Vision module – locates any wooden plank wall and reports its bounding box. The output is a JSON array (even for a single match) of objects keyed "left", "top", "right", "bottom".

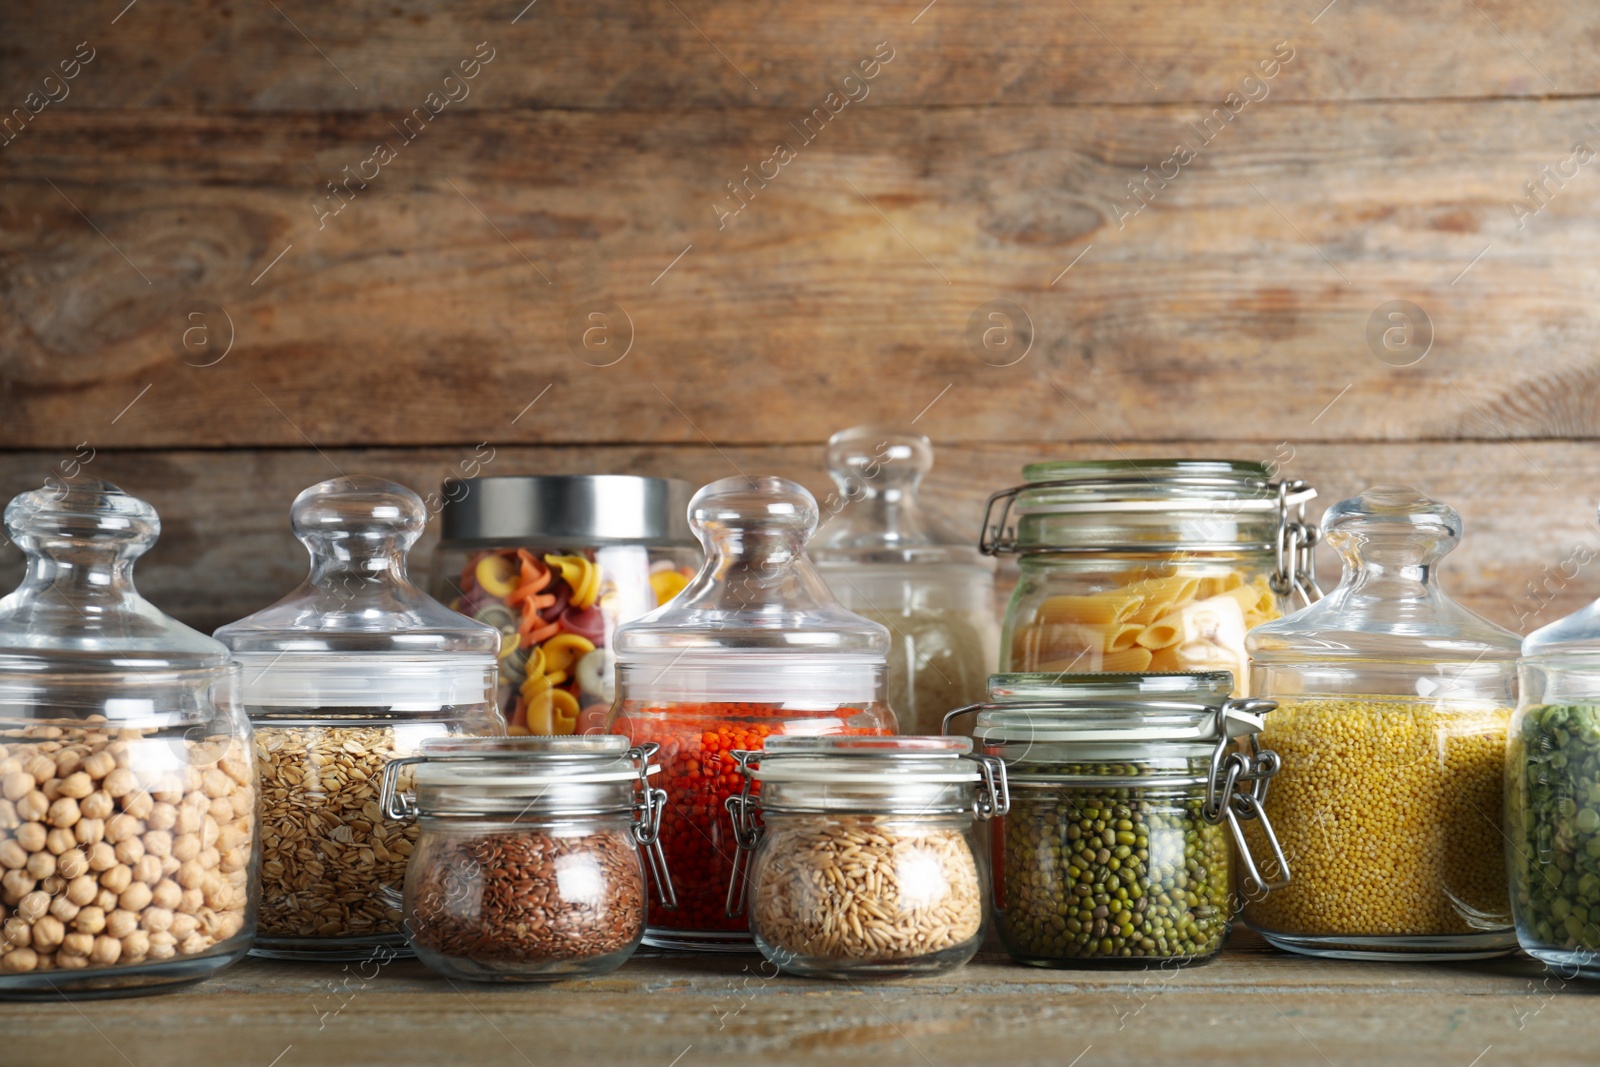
[{"left": 2, "top": 1, "right": 1598, "bottom": 636}]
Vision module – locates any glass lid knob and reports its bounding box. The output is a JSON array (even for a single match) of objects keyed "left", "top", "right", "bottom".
[
  {"left": 1323, "top": 484, "right": 1461, "bottom": 567},
  {"left": 6, "top": 477, "right": 159, "bottom": 564},
  {"left": 690, "top": 475, "right": 818, "bottom": 556},
  {"left": 825, "top": 426, "right": 932, "bottom": 499}
]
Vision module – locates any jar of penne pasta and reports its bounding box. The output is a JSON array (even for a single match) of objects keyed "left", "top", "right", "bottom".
[{"left": 979, "top": 460, "right": 1319, "bottom": 695}]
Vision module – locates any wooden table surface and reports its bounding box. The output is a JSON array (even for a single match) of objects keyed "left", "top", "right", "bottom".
[{"left": 3, "top": 929, "right": 1595, "bottom": 1067}]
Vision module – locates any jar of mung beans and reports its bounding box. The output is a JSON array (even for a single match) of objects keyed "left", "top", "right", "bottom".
[
  {"left": 958, "top": 671, "right": 1287, "bottom": 968},
  {"left": 723, "top": 736, "right": 1007, "bottom": 978},
  {"left": 1244, "top": 486, "right": 1517, "bottom": 960}
]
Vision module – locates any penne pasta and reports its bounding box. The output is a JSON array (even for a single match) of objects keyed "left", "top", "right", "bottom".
[{"left": 1034, "top": 592, "right": 1144, "bottom": 626}]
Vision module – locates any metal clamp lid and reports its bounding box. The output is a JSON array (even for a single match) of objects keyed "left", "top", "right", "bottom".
[
  {"left": 378, "top": 740, "right": 677, "bottom": 908},
  {"left": 1201, "top": 698, "right": 1289, "bottom": 894},
  {"left": 978, "top": 473, "right": 1321, "bottom": 609},
  {"left": 721, "top": 747, "right": 1009, "bottom": 917}
]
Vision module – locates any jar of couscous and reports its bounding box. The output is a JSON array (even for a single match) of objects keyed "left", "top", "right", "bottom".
[{"left": 1242, "top": 486, "right": 1517, "bottom": 959}]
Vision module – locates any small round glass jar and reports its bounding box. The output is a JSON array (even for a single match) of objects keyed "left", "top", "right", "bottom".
[
  {"left": 433, "top": 476, "right": 700, "bottom": 736},
  {"left": 1507, "top": 502, "right": 1600, "bottom": 978},
  {"left": 962, "top": 672, "right": 1287, "bottom": 968},
  {"left": 0, "top": 480, "right": 258, "bottom": 998},
  {"left": 215, "top": 477, "right": 503, "bottom": 961},
  {"left": 980, "top": 460, "right": 1318, "bottom": 693},
  {"left": 608, "top": 476, "right": 898, "bottom": 952},
  {"left": 724, "top": 736, "right": 1006, "bottom": 978},
  {"left": 1244, "top": 486, "right": 1517, "bottom": 960},
  {"left": 379, "top": 736, "right": 673, "bottom": 981},
  {"left": 811, "top": 428, "right": 999, "bottom": 735}
]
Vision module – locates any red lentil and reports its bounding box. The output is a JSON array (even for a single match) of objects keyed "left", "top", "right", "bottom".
[{"left": 610, "top": 702, "right": 893, "bottom": 935}]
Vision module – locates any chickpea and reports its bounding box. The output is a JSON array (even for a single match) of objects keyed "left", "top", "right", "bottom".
[
  {"left": 119, "top": 882, "right": 153, "bottom": 913},
  {"left": 3, "top": 917, "right": 31, "bottom": 947},
  {"left": 113, "top": 836, "right": 144, "bottom": 866},
  {"left": 94, "top": 889, "right": 116, "bottom": 912},
  {"left": 101, "top": 768, "right": 136, "bottom": 799},
  {"left": 174, "top": 805, "right": 203, "bottom": 835},
  {"left": 46, "top": 796, "right": 80, "bottom": 829},
  {"left": 14, "top": 822, "right": 46, "bottom": 853},
  {"left": 56, "top": 849, "right": 87, "bottom": 880},
  {"left": 120, "top": 929, "right": 150, "bottom": 961},
  {"left": 0, "top": 840, "right": 27, "bottom": 869},
  {"left": 90, "top": 935, "right": 121, "bottom": 966},
  {"left": 198, "top": 847, "right": 220, "bottom": 871},
  {"left": 133, "top": 855, "right": 163, "bottom": 886},
  {"left": 1, "top": 772, "right": 32, "bottom": 802},
  {"left": 24, "top": 756, "right": 54, "bottom": 784},
  {"left": 1, "top": 869, "right": 35, "bottom": 904},
  {"left": 0, "top": 799, "right": 17, "bottom": 831},
  {"left": 40, "top": 778, "right": 62, "bottom": 802},
  {"left": 73, "top": 905, "right": 106, "bottom": 935},
  {"left": 74, "top": 818, "right": 105, "bottom": 846},
  {"left": 31, "top": 915, "right": 64, "bottom": 951},
  {"left": 24, "top": 851, "right": 54, "bottom": 880},
  {"left": 179, "top": 932, "right": 208, "bottom": 955},
  {"left": 175, "top": 861, "right": 206, "bottom": 890},
  {"left": 179, "top": 888, "right": 203, "bottom": 915},
  {"left": 219, "top": 848, "right": 249, "bottom": 875},
  {"left": 56, "top": 953, "right": 88, "bottom": 970},
  {"left": 61, "top": 931, "right": 94, "bottom": 957},
  {"left": 40, "top": 874, "right": 63, "bottom": 897},
  {"left": 15, "top": 792, "right": 47, "bottom": 824},
  {"left": 121, "top": 791, "right": 153, "bottom": 820},
  {"left": 103, "top": 815, "right": 142, "bottom": 845},
  {"left": 81, "top": 751, "right": 115, "bottom": 780},
  {"left": 85, "top": 841, "right": 115, "bottom": 872},
  {"left": 53, "top": 750, "right": 83, "bottom": 778},
  {"left": 207, "top": 797, "right": 233, "bottom": 824},
  {"left": 79, "top": 791, "right": 113, "bottom": 820},
  {"left": 143, "top": 830, "right": 173, "bottom": 859},
  {"left": 146, "top": 803, "right": 176, "bottom": 832},
  {"left": 171, "top": 834, "right": 199, "bottom": 863},
  {"left": 44, "top": 827, "right": 74, "bottom": 855},
  {"left": 169, "top": 912, "right": 198, "bottom": 940},
  {"left": 0, "top": 947, "right": 38, "bottom": 973},
  {"left": 65, "top": 874, "right": 98, "bottom": 907},
  {"left": 103, "top": 909, "right": 137, "bottom": 939},
  {"left": 100, "top": 864, "right": 132, "bottom": 894},
  {"left": 57, "top": 773, "right": 93, "bottom": 800},
  {"left": 17, "top": 890, "right": 49, "bottom": 922},
  {"left": 140, "top": 907, "right": 173, "bottom": 933},
  {"left": 150, "top": 879, "right": 182, "bottom": 910},
  {"left": 147, "top": 931, "right": 176, "bottom": 960}
]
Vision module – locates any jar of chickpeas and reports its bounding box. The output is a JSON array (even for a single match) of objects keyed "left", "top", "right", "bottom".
[
  {"left": 0, "top": 480, "right": 258, "bottom": 998},
  {"left": 1243, "top": 486, "right": 1517, "bottom": 959}
]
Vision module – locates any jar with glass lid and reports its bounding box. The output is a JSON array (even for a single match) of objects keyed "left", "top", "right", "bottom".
[
  {"left": 723, "top": 735, "right": 1005, "bottom": 977},
  {"left": 1243, "top": 485, "right": 1517, "bottom": 959},
  {"left": 810, "top": 427, "right": 999, "bottom": 735},
  {"left": 1507, "top": 508, "right": 1600, "bottom": 977},
  {"left": 607, "top": 475, "right": 897, "bottom": 952},
  {"left": 378, "top": 735, "right": 673, "bottom": 981},
  {"left": 432, "top": 475, "right": 700, "bottom": 736},
  {"left": 980, "top": 460, "right": 1318, "bottom": 693},
  {"left": 958, "top": 672, "right": 1286, "bottom": 967},
  {"left": 0, "top": 480, "right": 257, "bottom": 997},
  {"left": 215, "top": 476, "right": 502, "bottom": 960}
]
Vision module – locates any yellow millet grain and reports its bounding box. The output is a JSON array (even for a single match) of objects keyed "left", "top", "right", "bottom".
[{"left": 1243, "top": 697, "right": 1511, "bottom": 938}]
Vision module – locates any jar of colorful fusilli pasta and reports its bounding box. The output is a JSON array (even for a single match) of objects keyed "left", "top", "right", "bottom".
[{"left": 979, "top": 460, "right": 1318, "bottom": 695}]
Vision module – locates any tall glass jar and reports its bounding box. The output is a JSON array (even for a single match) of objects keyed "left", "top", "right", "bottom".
[
  {"left": 608, "top": 476, "right": 897, "bottom": 952},
  {"left": 1507, "top": 514, "right": 1600, "bottom": 978},
  {"left": 0, "top": 480, "right": 257, "bottom": 998},
  {"left": 981, "top": 460, "right": 1318, "bottom": 694},
  {"left": 811, "top": 428, "right": 998, "bottom": 735},
  {"left": 725, "top": 736, "right": 1006, "bottom": 978},
  {"left": 1243, "top": 486, "right": 1517, "bottom": 959},
  {"left": 964, "top": 672, "right": 1286, "bottom": 968},
  {"left": 378, "top": 735, "right": 673, "bottom": 981},
  {"left": 432, "top": 476, "right": 700, "bottom": 736},
  {"left": 215, "top": 477, "right": 502, "bottom": 960}
]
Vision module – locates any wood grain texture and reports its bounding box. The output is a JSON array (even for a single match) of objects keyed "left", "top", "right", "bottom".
[
  {"left": 1, "top": 0, "right": 1596, "bottom": 109},
  {"left": 5, "top": 102, "right": 1600, "bottom": 448},
  {"left": 0, "top": 441, "right": 1590, "bottom": 638},
  {"left": 0, "top": 933, "right": 1584, "bottom": 1067}
]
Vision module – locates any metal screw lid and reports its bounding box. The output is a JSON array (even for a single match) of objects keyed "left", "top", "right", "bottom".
[{"left": 438, "top": 475, "right": 695, "bottom": 547}]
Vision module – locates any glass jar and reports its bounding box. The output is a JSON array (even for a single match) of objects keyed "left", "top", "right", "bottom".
[
  {"left": 811, "top": 428, "right": 999, "bottom": 735},
  {"left": 965, "top": 672, "right": 1286, "bottom": 968},
  {"left": 215, "top": 476, "right": 502, "bottom": 960},
  {"left": 981, "top": 460, "right": 1318, "bottom": 694},
  {"left": 1243, "top": 486, "right": 1518, "bottom": 959},
  {"left": 608, "top": 476, "right": 898, "bottom": 951},
  {"left": 0, "top": 480, "right": 257, "bottom": 998},
  {"left": 378, "top": 735, "right": 673, "bottom": 981},
  {"left": 433, "top": 476, "right": 700, "bottom": 736},
  {"left": 724, "top": 736, "right": 1005, "bottom": 978},
  {"left": 1507, "top": 511, "right": 1600, "bottom": 978}
]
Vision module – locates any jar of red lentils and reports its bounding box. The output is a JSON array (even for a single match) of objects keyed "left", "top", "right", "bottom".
[{"left": 608, "top": 476, "right": 897, "bottom": 952}]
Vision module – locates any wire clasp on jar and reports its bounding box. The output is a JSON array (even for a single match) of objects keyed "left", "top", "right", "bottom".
[
  {"left": 1270, "top": 479, "right": 1323, "bottom": 608},
  {"left": 629, "top": 741, "right": 677, "bottom": 909},
  {"left": 1203, "top": 697, "right": 1291, "bottom": 893}
]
